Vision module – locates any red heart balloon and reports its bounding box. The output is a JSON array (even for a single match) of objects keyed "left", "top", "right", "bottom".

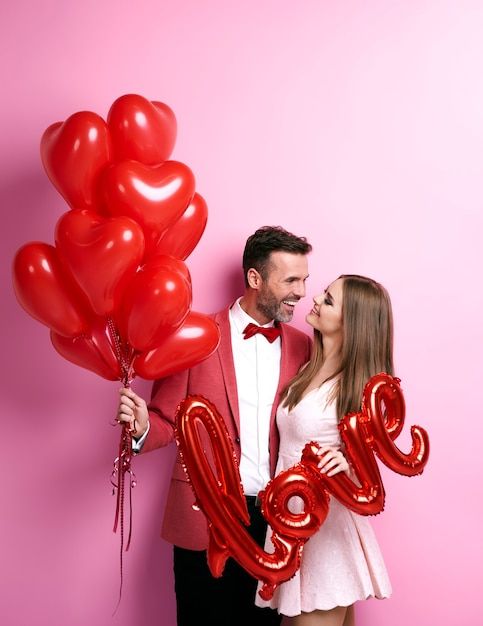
[
  {"left": 107, "top": 94, "right": 177, "bottom": 164},
  {"left": 156, "top": 192, "right": 208, "bottom": 260},
  {"left": 51, "top": 320, "right": 122, "bottom": 381},
  {"left": 102, "top": 160, "right": 195, "bottom": 255},
  {"left": 117, "top": 255, "right": 192, "bottom": 352},
  {"left": 40, "top": 111, "right": 112, "bottom": 211},
  {"left": 55, "top": 209, "right": 145, "bottom": 317},
  {"left": 12, "top": 242, "right": 90, "bottom": 337},
  {"left": 88, "top": 316, "right": 128, "bottom": 374},
  {"left": 133, "top": 311, "right": 220, "bottom": 379}
]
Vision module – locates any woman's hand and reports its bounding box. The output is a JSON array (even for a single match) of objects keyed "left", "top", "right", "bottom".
[
  {"left": 316, "top": 446, "right": 350, "bottom": 477},
  {"left": 117, "top": 388, "right": 149, "bottom": 439}
]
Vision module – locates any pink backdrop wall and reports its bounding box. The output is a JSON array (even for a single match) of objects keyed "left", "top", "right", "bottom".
[{"left": 2, "top": 1, "right": 482, "bottom": 624}]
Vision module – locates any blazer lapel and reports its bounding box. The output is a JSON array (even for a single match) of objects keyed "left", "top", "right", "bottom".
[
  {"left": 215, "top": 307, "right": 241, "bottom": 434},
  {"left": 271, "top": 323, "right": 289, "bottom": 423}
]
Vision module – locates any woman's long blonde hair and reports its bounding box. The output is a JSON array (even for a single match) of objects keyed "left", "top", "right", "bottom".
[{"left": 282, "top": 274, "right": 394, "bottom": 421}]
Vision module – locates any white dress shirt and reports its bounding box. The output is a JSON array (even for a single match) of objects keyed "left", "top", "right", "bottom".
[
  {"left": 229, "top": 298, "right": 281, "bottom": 496},
  {"left": 134, "top": 298, "right": 282, "bottom": 498}
]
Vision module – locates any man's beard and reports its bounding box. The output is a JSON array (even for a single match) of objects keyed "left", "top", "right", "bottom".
[{"left": 256, "top": 286, "right": 294, "bottom": 323}]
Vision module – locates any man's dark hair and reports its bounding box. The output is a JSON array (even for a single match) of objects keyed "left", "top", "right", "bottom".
[{"left": 242, "top": 226, "right": 312, "bottom": 287}]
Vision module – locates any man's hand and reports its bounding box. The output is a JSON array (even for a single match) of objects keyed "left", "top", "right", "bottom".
[{"left": 117, "top": 388, "right": 149, "bottom": 439}]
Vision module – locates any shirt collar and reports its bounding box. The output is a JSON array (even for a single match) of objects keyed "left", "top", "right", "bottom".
[{"left": 229, "top": 297, "right": 276, "bottom": 335}]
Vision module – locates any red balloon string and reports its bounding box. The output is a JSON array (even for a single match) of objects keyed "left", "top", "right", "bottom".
[{"left": 107, "top": 317, "right": 136, "bottom": 611}]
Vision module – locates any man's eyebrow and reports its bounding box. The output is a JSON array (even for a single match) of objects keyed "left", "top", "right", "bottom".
[{"left": 287, "top": 274, "right": 309, "bottom": 280}]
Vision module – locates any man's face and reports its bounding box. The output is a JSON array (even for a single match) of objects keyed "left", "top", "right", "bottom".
[{"left": 255, "top": 251, "right": 309, "bottom": 323}]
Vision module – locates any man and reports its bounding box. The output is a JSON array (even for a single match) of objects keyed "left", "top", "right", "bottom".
[{"left": 118, "top": 226, "right": 312, "bottom": 626}]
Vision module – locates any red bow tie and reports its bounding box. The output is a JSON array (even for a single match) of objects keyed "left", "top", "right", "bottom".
[{"left": 243, "top": 323, "right": 281, "bottom": 343}]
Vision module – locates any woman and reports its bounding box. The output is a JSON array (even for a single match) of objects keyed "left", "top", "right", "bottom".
[{"left": 256, "top": 274, "right": 393, "bottom": 626}]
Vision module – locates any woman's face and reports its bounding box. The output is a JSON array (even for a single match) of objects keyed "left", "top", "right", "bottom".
[{"left": 306, "top": 277, "right": 344, "bottom": 337}]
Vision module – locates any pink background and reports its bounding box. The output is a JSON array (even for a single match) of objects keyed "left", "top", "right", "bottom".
[{"left": 1, "top": 1, "right": 482, "bottom": 624}]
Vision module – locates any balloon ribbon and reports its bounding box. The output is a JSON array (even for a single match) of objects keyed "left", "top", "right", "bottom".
[{"left": 108, "top": 318, "right": 136, "bottom": 611}]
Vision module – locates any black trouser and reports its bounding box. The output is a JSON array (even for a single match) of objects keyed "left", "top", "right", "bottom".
[{"left": 173, "top": 496, "right": 282, "bottom": 626}]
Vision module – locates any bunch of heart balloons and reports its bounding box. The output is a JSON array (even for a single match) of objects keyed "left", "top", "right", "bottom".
[{"left": 12, "top": 94, "right": 220, "bottom": 384}]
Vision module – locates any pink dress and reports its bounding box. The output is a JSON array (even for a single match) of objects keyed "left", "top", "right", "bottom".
[{"left": 255, "top": 381, "right": 392, "bottom": 617}]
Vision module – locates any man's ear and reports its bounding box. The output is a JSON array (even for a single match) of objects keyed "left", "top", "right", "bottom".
[{"left": 247, "top": 268, "right": 262, "bottom": 290}]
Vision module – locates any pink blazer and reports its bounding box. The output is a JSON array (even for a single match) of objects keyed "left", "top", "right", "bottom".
[{"left": 143, "top": 305, "right": 312, "bottom": 550}]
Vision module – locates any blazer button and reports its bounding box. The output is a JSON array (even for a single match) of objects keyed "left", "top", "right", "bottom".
[{"left": 235, "top": 437, "right": 240, "bottom": 444}]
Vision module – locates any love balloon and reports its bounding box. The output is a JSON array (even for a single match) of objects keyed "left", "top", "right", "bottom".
[
  {"left": 12, "top": 94, "right": 220, "bottom": 383},
  {"left": 175, "top": 373, "right": 429, "bottom": 600}
]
